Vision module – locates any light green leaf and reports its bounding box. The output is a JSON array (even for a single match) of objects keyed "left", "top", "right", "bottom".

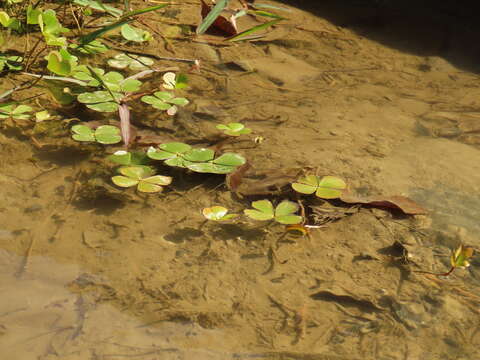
[
  {"left": 275, "top": 200, "right": 299, "bottom": 217},
  {"left": 112, "top": 175, "right": 138, "bottom": 188}
]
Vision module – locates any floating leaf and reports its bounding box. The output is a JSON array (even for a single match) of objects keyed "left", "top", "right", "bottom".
[
  {"left": 202, "top": 206, "right": 238, "bottom": 221},
  {"left": 107, "top": 53, "right": 154, "bottom": 70},
  {"left": 121, "top": 24, "right": 151, "bottom": 42},
  {"left": 213, "top": 153, "right": 246, "bottom": 167},
  {"left": 216, "top": 122, "right": 251, "bottom": 136},
  {"left": 244, "top": 199, "right": 302, "bottom": 224},
  {"left": 94, "top": 125, "right": 122, "bottom": 144},
  {"left": 112, "top": 165, "right": 171, "bottom": 193},
  {"left": 244, "top": 199, "right": 274, "bottom": 221},
  {"left": 292, "top": 175, "right": 346, "bottom": 199},
  {"left": 183, "top": 148, "right": 215, "bottom": 162},
  {"left": 71, "top": 124, "right": 95, "bottom": 142}
]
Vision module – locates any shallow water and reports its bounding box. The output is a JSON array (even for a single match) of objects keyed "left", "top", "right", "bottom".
[{"left": 1, "top": 1, "right": 480, "bottom": 359}]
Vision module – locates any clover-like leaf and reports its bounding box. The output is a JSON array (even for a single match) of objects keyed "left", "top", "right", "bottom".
[
  {"left": 292, "top": 175, "right": 346, "bottom": 199},
  {"left": 202, "top": 206, "right": 238, "bottom": 221},
  {"left": 141, "top": 91, "right": 189, "bottom": 114},
  {"left": 216, "top": 122, "right": 252, "bottom": 137},
  {"left": 71, "top": 124, "right": 95, "bottom": 141},
  {"left": 244, "top": 199, "right": 275, "bottom": 221},
  {"left": 108, "top": 53, "right": 154, "bottom": 70},
  {"left": 112, "top": 165, "right": 171, "bottom": 193},
  {"left": 77, "top": 90, "right": 122, "bottom": 112},
  {"left": 0, "top": 103, "right": 33, "bottom": 119},
  {"left": 274, "top": 200, "right": 303, "bottom": 224},
  {"left": 94, "top": 125, "right": 121, "bottom": 144}
]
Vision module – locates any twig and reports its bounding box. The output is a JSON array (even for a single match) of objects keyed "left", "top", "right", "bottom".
[{"left": 21, "top": 72, "right": 89, "bottom": 86}]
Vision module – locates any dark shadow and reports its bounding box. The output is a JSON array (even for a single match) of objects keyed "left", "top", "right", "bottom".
[
  {"left": 74, "top": 195, "right": 125, "bottom": 215},
  {"left": 164, "top": 227, "right": 204, "bottom": 244},
  {"left": 276, "top": 0, "right": 480, "bottom": 73}
]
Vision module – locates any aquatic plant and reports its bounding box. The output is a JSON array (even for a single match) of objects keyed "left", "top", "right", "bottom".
[
  {"left": 216, "top": 122, "right": 251, "bottom": 137},
  {"left": 147, "top": 142, "right": 246, "bottom": 174},
  {"left": 244, "top": 199, "right": 303, "bottom": 225},
  {"left": 292, "top": 175, "right": 346, "bottom": 199},
  {"left": 0, "top": 103, "right": 32, "bottom": 120},
  {"left": 107, "top": 53, "right": 154, "bottom": 71},
  {"left": 121, "top": 24, "right": 151, "bottom": 42},
  {"left": 71, "top": 124, "right": 122, "bottom": 144},
  {"left": 141, "top": 91, "right": 189, "bottom": 116},
  {"left": 202, "top": 206, "right": 238, "bottom": 221},
  {"left": 112, "top": 165, "right": 172, "bottom": 193},
  {"left": 107, "top": 150, "right": 149, "bottom": 166}
]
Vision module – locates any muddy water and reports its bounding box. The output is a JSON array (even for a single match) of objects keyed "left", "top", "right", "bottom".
[{"left": 1, "top": 1, "right": 480, "bottom": 359}]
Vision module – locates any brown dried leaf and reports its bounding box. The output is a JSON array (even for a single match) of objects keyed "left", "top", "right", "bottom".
[{"left": 340, "top": 193, "right": 427, "bottom": 215}]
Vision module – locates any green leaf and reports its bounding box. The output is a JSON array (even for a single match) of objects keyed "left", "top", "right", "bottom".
[
  {"left": 275, "top": 200, "right": 299, "bottom": 217},
  {"left": 291, "top": 175, "right": 318, "bottom": 195},
  {"left": 202, "top": 206, "right": 237, "bottom": 221},
  {"left": 275, "top": 215, "right": 303, "bottom": 225},
  {"left": 143, "top": 175, "right": 172, "bottom": 186},
  {"left": 72, "top": 124, "right": 95, "bottom": 141},
  {"left": 0, "top": 11, "right": 12, "bottom": 27},
  {"left": 108, "top": 53, "right": 154, "bottom": 70},
  {"left": 316, "top": 176, "right": 346, "bottom": 199},
  {"left": 227, "top": 19, "right": 281, "bottom": 42},
  {"left": 121, "top": 78, "right": 142, "bottom": 92},
  {"left": 119, "top": 165, "right": 154, "bottom": 180},
  {"left": 183, "top": 148, "right": 215, "bottom": 162},
  {"left": 137, "top": 181, "right": 162, "bottom": 193},
  {"left": 112, "top": 175, "right": 138, "bottom": 188},
  {"left": 213, "top": 153, "right": 246, "bottom": 167},
  {"left": 253, "top": 199, "right": 275, "bottom": 214},
  {"left": 196, "top": 0, "right": 229, "bottom": 35},
  {"left": 108, "top": 150, "right": 132, "bottom": 165},
  {"left": 160, "top": 142, "right": 191, "bottom": 154},
  {"left": 169, "top": 97, "right": 189, "bottom": 106},
  {"left": 87, "top": 102, "right": 119, "bottom": 112},
  {"left": 244, "top": 208, "right": 274, "bottom": 221},
  {"left": 94, "top": 125, "right": 121, "bottom": 144},
  {"left": 121, "top": 24, "right": 149, "bottom": 42},
  {"left": 186, "top": 162, "right": 218, "bottom": 173}
]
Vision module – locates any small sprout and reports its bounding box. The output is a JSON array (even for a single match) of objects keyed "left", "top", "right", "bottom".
[
  {"left": 451, "top": 244, "right": 474, "bottom": 269},
  {"left": 141, "top": 91, "right": 189, "bottom": 116},
  {"left": 0, "top": 104, "right": 33, "bottom": 120},
  {"left": 202, "top": 206, "right": 238, "bottom": 221},
  {"left": 216, "top": 122, "right": 252, "bottom": 137},
  {"left": 71, "top": 124, "right": 122, "bottom": 144},
  {"left": 107, "top": 53, "right": 154, "bottom": 71},
  {"left": 121, "top": 24, "right": 151, "bottom": 42},
  {"left": 162, "top": 72, "right": 188, "bottom": 90},
  {"left": 112, "top": 165, "right": 172, "bottom": 193},
  {"left": 416, "top": 244, "right": 475, "bottom": 278},
  {"left": 292, "top": 175, "right": 346, "bottom": 199},
  {"left": 244, "top": 199, "right": 303, "bottom": 225},
  {"left": 35, "top": 110, "right": 51, "bottom": 122}
]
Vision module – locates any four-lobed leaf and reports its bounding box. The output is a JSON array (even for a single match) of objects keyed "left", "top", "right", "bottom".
[
  {"left": 0, "top": 103, "right": 33, "bottom": 119},
  {"left": 292, "top": 175, "right": 346, "bottom": 199},
  {"left": 141, "top": 91, "right": 189, "bottom": 116},
  {"left": 112, "top": 165, "right": 172, "bottom": 193},
  {"left": 108, "top": 53, "right": 154, "bottom": 71},
  {"left": 244, "top": 199, "right": 303, "bottom": 224},
  {"left": 71, "top": 124, "right": 122, "bottom": 144}
]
